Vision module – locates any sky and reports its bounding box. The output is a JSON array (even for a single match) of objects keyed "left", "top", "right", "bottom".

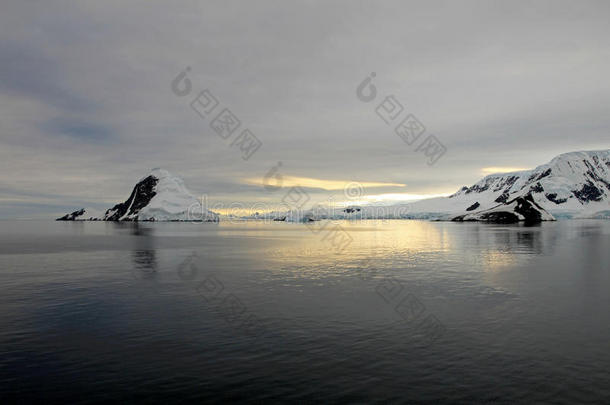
[{"left": 1, "top": 0, "right": 609, "bottom": 218}]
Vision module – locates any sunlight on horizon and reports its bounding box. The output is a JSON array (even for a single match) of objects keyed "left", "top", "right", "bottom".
[
  {"left": 480, "top": 167, "right": 531, "bottom": 175},
  {"left": 243, "top": 176, "right": 406, "bottom": 191}
]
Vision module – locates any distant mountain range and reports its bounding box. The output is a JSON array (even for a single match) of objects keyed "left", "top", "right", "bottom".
[{"left": 58, "top": 149, "right": 610, "bottom": 223}]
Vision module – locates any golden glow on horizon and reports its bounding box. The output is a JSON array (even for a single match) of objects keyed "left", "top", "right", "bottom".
[
  {"left": 481, "top": 167, "right": 530, "bottom": 175},
  {"left": 243, "top": 176, "right": 406, "bottom": 191},
  {"left": 210, "top": 190, "right": 454, "bottom": 216},
  {"left": 351, "top": 192, "right": 453, "bottom": 204}
]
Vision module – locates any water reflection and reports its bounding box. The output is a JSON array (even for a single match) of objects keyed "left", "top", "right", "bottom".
[
  {"left": 257, "top": 221, "right": 550, "bottom": 278},
  {"left": 132, "top": 250, "right": 157, "bottom": 275},
  {"left": 2, "top": 219, "right": 610, "bottom": 403},
  {"left": 126, "top": 223, "right": 158, "bottom": 280}
]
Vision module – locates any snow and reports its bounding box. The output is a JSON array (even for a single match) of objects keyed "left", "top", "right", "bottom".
[
  {"left": 58, "top": 149, "right": 610, "bottom": 222},
  {"left": 245, "top": 149, "right": 610, "bottom": 222},
  {"left": 60, "top": 169, "right": 218, "bottom": 222},
  {"left": 392, "top": 149, "right": 610, "bottom": 220},
  {"left": 124, "top": 168, "right": 216, "bottom": 221}
]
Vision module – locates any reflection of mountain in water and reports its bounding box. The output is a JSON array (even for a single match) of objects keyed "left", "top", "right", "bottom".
[
  {"left": 128, "top": 223, "right": 158, "bottom": 280},
  {"left": 494, "top": 226, "right": 544, "bottom": 255},
  {"left": 132, "top": 250, "right": 157, "bottom": 277},
  {"left": 450, "top": 223, "right": 558, "bottom": 272},
  {"left": 479, "top": 224, "right": 547, "bottom": 253}
]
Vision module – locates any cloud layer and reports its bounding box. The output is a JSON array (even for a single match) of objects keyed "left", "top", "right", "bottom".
[{"left": 1, "top": 0, "right": 609, "bottom": 218}]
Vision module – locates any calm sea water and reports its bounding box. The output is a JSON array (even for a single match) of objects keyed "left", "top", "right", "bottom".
[{"left": 0, "top": 219, "right": 609, "bottom": 404}]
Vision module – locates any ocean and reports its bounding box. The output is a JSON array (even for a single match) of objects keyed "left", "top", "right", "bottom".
[{"left": 1, "top": 219, "right": 609, "bottom": 403}]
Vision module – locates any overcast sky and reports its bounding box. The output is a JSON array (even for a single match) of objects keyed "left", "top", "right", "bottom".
[{"left": 1, "top": 0, "right": 609, "bottom": 218}]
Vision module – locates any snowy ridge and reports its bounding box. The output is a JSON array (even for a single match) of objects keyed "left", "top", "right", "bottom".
[
  {"left": 57, "top": 149, "right": 609, "bottom": 223},
  {"left": 440, "top": 149, "right": 610, "bottom": 218},
  {"left": 367, "top": 149, "right": 609, "bottom": 220},
  {"left": 259, "top": 149, "right": 609, "bottom": 222}
]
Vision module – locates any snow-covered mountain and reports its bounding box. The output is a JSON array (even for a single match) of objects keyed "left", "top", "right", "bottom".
[
  {"left": 58, "top": 150, "right": 609, "bottom": 223},
  {"left": 402, "top": 149, "right": 610, "bottom": 219},
  {"left": 264, "top": 149, "right": 609, "bottom": 222},
  {"left": 57, "top": 168, "right": 218, "bottom": 222}
]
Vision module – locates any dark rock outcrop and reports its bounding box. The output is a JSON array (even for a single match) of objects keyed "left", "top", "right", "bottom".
[
  {"left": 512, "top": 194, "right": 547, "bottom": 223},
  {"left": 572, "top": 181, "right": 603, "bottom": 203},
  {"left": 530, "top": 182, "right": 544, "bottom": 193},
  {"left": 495, "top": 192, "right": 509, "bottom": 203},
  {"left": 473, "top": 211, "right": 520, "bottom": 224},
  {"left": 536, "top": 168, "right": 552, "bottom": 181},
  {"left": 57, "top": 209, "right": 86, "bottom": 221},
  {"left": 466, "top": 202, "right": 480, "bottom": 211},
  {"left": 104, "top": 175, "right": 158, "bottom": 221},
  {"left": 545, "top": 193, "right": 567, "bottom": 205},
  {"left": 452, "top": 194, "right": 554, "bottom": 224}
]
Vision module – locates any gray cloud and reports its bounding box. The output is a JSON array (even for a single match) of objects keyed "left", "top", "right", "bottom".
[
  {"left": 0, "top": 42, "right": 93, "bottom": 112},
  {"left": 1, "top": 0, "right": 609, "bottom": 217}
]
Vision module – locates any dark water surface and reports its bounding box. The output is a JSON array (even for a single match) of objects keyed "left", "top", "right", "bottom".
[{"left": 0, "top": 219, "right": 609, "bottom": 404}]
